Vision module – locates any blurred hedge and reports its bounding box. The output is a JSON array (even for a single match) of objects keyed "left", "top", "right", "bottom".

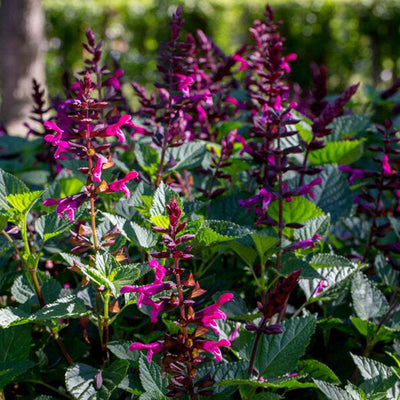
[{"left": 43, "top": 0, "right": 400, "bottom": 94}]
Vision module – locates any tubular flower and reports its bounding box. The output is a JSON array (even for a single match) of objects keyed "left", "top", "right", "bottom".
[
  {"left": 120, "top": 281, "right": 176, "bottom": 297},
  {"left": 129, "top": 341, "right": 164, "bottom": 362},
  {"left": 194, "top": 293, "right": 233, "bottom": 334},
  {"left": 43, "top": 193, "right": 87, "bottom": 222},
  {"left": 199, "top": 339, "right": 231, "bottom": 361},
  {"left": 108, "top": 171, "right": 139, "bottom": 197},
  {"left": 104, "top": 114, "right": 134, "bottom": 142}
]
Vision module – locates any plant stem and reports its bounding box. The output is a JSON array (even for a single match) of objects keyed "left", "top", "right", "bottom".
[
  {"left": 276, "top": 136, "right": 284, "bottom": 272},
  {"left": 102, "top": 291, "right": 110, "bottom": 363},
  {"left": 25, "top": 379, "right": 72, "bottom": 399},
  {"left": 247, "top": 316, "right": 267, "bottom": 375}
]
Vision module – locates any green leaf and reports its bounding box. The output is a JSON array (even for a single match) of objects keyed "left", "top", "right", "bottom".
[
  {"left": 314, "top": 380, "right": 359, "bottom": 400},
  {"left": 108, "top": 341, "right": 139, "bottom": 366},
  {"left": 294, "top": 215, "right": 330, "bottom": 241},
  {"left": 35, "top": 210, "right": 76, "bottom": 242},
  {"left": 268, "top": 196, "right": 324, "bottom": 237},
  {"left": 375, "top": 254, "right": 400, "bottom": 291},
  {"left": 197, "top": 361, "right": 248, "bottom": 395},
  {"left": 350, "top": 354, "right": 394, "bottom": 382},
  {"left": 220, "top": 377, "right": 316, "bottom": 390},
  {"left": 310, "top": 253, "right": 355, "bottom": 268},
  {"left": 251, "top": 229, "right": 279, "bottom": 265},
  {"left": 298, "top": 359, "right": 340, "bottom": 384},
  {"left": 150, "top": 182, "right": 182, "bottom": 218},
  {"left": 327, "top": 115, "right": 370, "bottom": 141},
  {"left": 60, "top": 177, "right": 84, "bottom": 197},
  {"left": 124, "top": 222, "right": 157, "bottom": 249},
  {"left": 0, "top": 168, "right": 29, "bottom": 210},
  {"left": 134, "top": 141, "right": 160, "bottom": 175},
  {"left": 229, "top": 241, "right": 257, "bottom": 267},
  {"left": 196, "top": 220, "right": 253, "bottom": 246},
  {"left": 11, "top": 274, "right": 36, "bottom": 304},
  {"left": 33, "top": 295, "right": 88, "bottom": 321},
  {"left": 109, "top": 264, "right": 140, "bottom": 294},
  {"left": 351, "top": 273, "right": 389, "bottom": 320},
  {"left": 238, "top": 315, "right": 317, "bottom": 377},
  {"left": 139, "top": 355, "right": 167, "bottom": 399},
  {"left": 165, "top": 142, "right": 206, "bottom": 172},
  {"left": 0, "top": 325, "right": 31, "bottom": 362},
  {"left": 308, "top": 140, "right": 364, "bottom": 166},
  {"left": 0, "top": 307, "right": 30, "bottom": 328},
  {"left": 305, "top": 165, "right": 353, "bottom": 223},
  {"left": 6, "top": 190, "right": 43, "bottom": 213},
  {"left": 65, "top": 360, "right": 129, "bottom": 400},
  {"left": 350, "top": 317, "right": 396, "bottom": 342}
]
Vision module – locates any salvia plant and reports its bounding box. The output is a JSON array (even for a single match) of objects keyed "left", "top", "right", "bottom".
[{"left": 1, "top": 4, "right": 400, "bottom": 400}]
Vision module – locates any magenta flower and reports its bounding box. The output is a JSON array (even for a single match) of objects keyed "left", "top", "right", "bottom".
[
  {"left": 104, "top": 68, "right": 124, "bottom": 90},
  {"left": 140, "top": 295, "right": 166, "bottom": 323},
  {"left": 129, "top": 340, "right": 164, "bottom": 362},
  {"left": 43, "top": 193, "right": 87, "bottom": 222},
  {"left": 92, "top": 155, "right": 107, "bottom": 182},
  {"left": 339, "top": 165, "right": 368, "bottom": 185},
  {"left": 176, "top": 74, "right": 194, "bottom": 98},
  {"left": 233, "top": 54, "right": 249, "bottom": 71},
  {"left": 104, "top": 115, "right": 134, "bottom": 142},
  {"left": 312, "top": 280, "right": 329, "bottom": 297},
  {"left": 197, "top": 104, "right": 207, "bottom": 122},
  {"left": 195, "top": 293, "right": 233, "bottom": 334},
  {"left": 382, "top": 154, "right": 392, "bottom": 176},
  {"left": 149, "top": 259, "right": 167, "bottom": 284},
  {"left": 120, "top": 281, "right": 175, "bottom": 297},
  {"left": 108, "top": 171, "right": 139, "bottom": 198},
  {"left": 200, "top": 339, "right": 230, "bottom": 361},
  {"left": 295, "top": 233, "right": 322, "bottom": 249},
  {"left": 44, "top": 121, "right": 64, "bottom": 142}
]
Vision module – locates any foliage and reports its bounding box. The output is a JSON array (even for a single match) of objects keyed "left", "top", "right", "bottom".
[{"left": 1, "top": 3, "right": 400, "bottom": 400}]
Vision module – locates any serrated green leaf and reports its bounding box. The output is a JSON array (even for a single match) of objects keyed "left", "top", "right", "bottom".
[
  {"left": 305, "top": 165, "right": 352, "bottom": 223},
  {"left": 35, "top": 210, "right": 76, "bottom": 242},
  {"left": 308, "top": 140, "right": 364, "bottom": 166},
  {"left": 268, "top": 197, "right": 324, "bottom": 232},
  {"left": 33, "top": 295, "right": 88, "bottom": 321},
  {"left": 314, "top": 380, "right": 360, "bottom": 400},
  {"left": 196, "top": 220, "right": 253, "bottom": 246},
  {"left": 350, "top": 354, "right": 393, "bottom": 382},
  {"left": 0, "top": 307, "right": 30, "bottom": 328},
  {"left": 229, "top": 241, "right": 257, "bottom": 267},
  {"left": 124, "top": 221, "right": 157, "bottom": 249},
  {"left": 139, "top": 355, "right": 167, "bottom": 398},
  {"left": 150, "top": 182, "right": 182, "bottom": 219},
  {"left": 108, "top": 341, "right": 139, "bottom": 366},
  {"left": 238, "top": 315, "right": 317, "bottom": 377},
  {"left": 294, "top": 215, "right": 330, "bottom": 241},
  {"left": 11, "top": 274, "right": 35, "bottom": 304},
  {"left": 350, "top": 317, "right": 397, "bottom": 342},
  {"left": 165, "top": 142, "right": 206, "bottom": 172},
  {"left": 109, "top": 264, "right": 140, "bottom": 294},
  {"left": 6, "top": 190, "right": 43, "bottom": 213},
  {"left": 310, "top": 254, "right": 354, "bottom": 269},
  {"left": 351, "top": 273, "right": 389, "bottom": 320},
  {"left": 0, "top": 168, "right": 29, "bottom": 210}
]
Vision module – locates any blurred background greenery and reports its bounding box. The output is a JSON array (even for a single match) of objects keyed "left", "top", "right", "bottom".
[{"left": 43, "top": 0, "right": 400, "bottom": 95}]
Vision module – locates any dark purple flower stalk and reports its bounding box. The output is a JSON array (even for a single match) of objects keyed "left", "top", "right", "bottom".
[
  {"left": 247, "top": 270, "right": 301, "bottom": 376},
  {"left": 298, "top": 83, "right": 359, "bottom": 185},
  {"left": 341, "top": 120, "right": 400, "bottom": 264},
  {"left": 121, "top": 199, "right": 233, "bottom": 399}
]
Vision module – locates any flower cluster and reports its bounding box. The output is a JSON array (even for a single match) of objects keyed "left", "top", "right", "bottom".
[
  {"left": 42, "top": 71, "right": 139, "bottom": 222},
  {"left": 121, "top": 199, "right": 233, "bottom": 398}
]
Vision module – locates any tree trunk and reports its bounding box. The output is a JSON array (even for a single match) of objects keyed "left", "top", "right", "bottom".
[{"left": 0, "top": 0, "right": 45, "bottom": 136}]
